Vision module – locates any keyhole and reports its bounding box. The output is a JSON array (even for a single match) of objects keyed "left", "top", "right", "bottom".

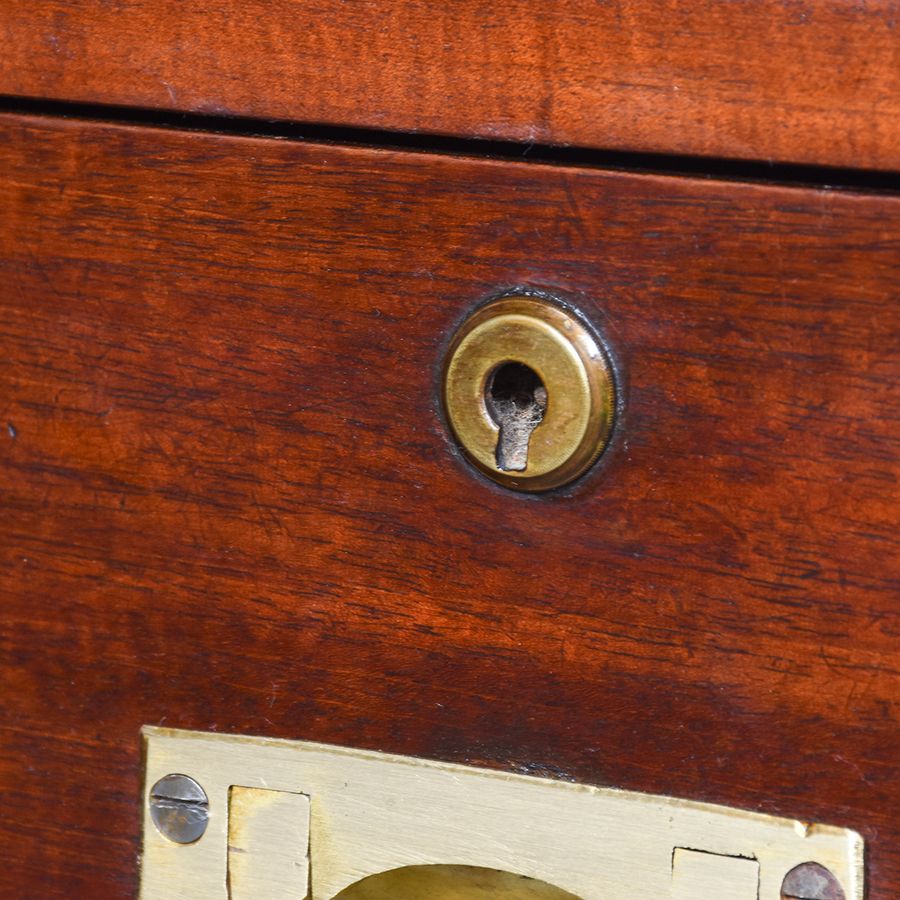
[{"left": 484, "top": 362, "right": 548, "bottom": 472}]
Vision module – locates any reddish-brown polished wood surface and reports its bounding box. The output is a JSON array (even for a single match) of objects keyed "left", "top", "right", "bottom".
[
  {"left": 0, "top": 114, "right": 898, "bottom": 897},
  {"left": 2, "top": 1, "right": 900, "bottom": 171}
]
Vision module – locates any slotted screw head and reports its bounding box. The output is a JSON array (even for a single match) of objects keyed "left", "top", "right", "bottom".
[
  {"left": 149, "top": 774, "right": 209, "bottom": 844},
  {"left": 781, "top": 862, "right": 845, "bottom": 900}
]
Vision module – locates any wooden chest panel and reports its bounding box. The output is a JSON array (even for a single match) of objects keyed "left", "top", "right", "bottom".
[
  {"left": 2, "top": 1, "right": 900, "bottom": 170},
  {"left": 0, "top": 113, "right": 898, "bottom": 896}
]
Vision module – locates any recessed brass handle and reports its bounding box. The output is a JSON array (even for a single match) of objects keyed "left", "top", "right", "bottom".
[{"left": 442, "top": 294, "right": 616, "bottom": 492}]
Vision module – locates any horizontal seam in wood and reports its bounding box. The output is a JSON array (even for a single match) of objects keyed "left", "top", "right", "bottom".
[{"left": 1, "top": 94, "right": 899, "bottom": 195}]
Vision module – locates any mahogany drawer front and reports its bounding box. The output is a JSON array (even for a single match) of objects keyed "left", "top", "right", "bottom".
[
  {"left": 0, "top": 113, "right": 897, "bottom": 897},
  {"left": 2, "top": 1, "right": 900, "bottom": 171}
]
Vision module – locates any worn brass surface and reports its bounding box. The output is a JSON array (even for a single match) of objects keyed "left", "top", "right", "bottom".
[{"left": 442, "top": 295, "right": 616, "bottom": 491}]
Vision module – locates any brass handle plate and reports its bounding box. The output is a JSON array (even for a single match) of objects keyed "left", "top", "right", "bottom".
[{"left": 140, "top": 727, "right": 863, "bottom": 900}]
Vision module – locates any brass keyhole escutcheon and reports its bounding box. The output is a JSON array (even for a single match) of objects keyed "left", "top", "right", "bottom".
[{"left": 442, "top": 294, "right": 616, "bottom": 492}]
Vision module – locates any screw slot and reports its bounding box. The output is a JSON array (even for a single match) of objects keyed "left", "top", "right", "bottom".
[
  {"left": 781, "top": 862, "right": 846, "bottom": 900},
  {"left": 149, "top": 773, "right": 210, "bottom": 844}
]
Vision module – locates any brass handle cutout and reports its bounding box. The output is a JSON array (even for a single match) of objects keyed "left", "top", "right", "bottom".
[{"left": 332, "top": 865, "right": 582, "bottom": 900}]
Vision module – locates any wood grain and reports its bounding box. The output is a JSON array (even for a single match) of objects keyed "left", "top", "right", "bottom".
[
  {"left": 2, "top": 1, "right": 900, "bottom": 171},
  {"left": 0, "top": 113, "right": 897, "bottom": 897}
]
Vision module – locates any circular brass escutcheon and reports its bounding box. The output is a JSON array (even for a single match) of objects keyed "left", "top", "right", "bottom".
[{"left": 442, "top": 295, "right": 615, "bottom": 492}]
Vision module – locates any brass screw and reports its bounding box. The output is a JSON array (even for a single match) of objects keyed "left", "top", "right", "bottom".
[
  {"left": 149, "top": 774, "right": 210, "bottom": 844},
  {"left": 781, "top": 862, "right": 846, "bottom": 900}
]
